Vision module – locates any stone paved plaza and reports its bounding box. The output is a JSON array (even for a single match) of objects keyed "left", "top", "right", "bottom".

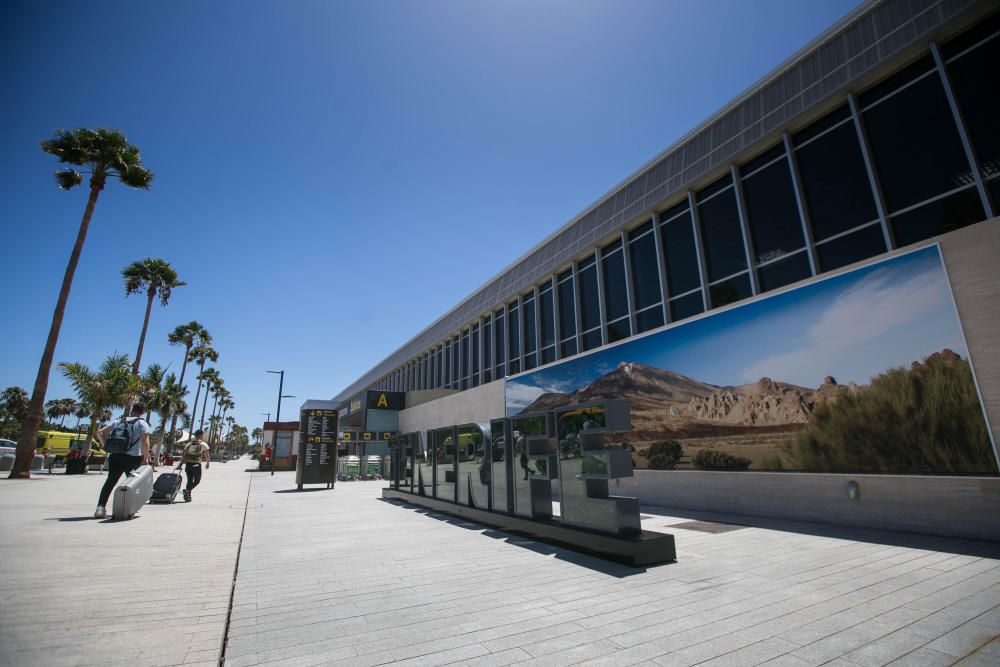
[{"left": 2, "top": 461, "right": 999, "bottom": 666}]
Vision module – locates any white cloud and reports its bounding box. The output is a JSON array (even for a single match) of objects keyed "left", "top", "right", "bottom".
[
  {"left": 742, "top": 263, "right": 951, "bottom": 385},
  {"left": 505, "top": 378, "right": 576, "bottom": 410}
]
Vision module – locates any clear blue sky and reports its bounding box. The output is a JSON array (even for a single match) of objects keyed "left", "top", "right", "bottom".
[{"left": 0, "top": 0, "right": 861, "bottom": 433}]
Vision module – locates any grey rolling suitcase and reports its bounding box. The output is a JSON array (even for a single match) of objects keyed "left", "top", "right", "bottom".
[{"left": 112, "top": 465, "right": 154, "bottom": 520}]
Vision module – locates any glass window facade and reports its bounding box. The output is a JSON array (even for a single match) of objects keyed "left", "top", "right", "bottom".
[{"left": 363, "top": 14, "right": 997, "bottom": 399}]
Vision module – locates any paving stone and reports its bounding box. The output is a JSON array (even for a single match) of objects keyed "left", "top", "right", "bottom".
[{"left": 6, "top": 466, "right": 1000, "bottom": 667}]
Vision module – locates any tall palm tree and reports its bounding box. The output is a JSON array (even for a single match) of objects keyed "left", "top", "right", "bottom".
[
  {"left": 12, "top": 128, "right": 152, "bottom": 478},
  {"left": 215, "top": 395, "right": 233, "bottom": 445},
  {"left": 252, "top": 427, "right": 263, "bottom": 446},
  {"left": 58, "top": 353, "right": 142, "bottom": 460},
  {"left": 208, "top": 386, "right": 229, "bottom": 442},
  {"left": 165, "top": 321, "right": 210, "bottom": 446},
  {"left": 200, "top": 371, "right": 222, "bottom": 431},
  {"left": 187, "top": 345, "right": 217, "bottom": 430},
  {"left": 123, "top": 259, "right": 186, "bottom": 375}
]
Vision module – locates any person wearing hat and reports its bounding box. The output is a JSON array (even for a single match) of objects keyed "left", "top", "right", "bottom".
[{"left": 176, "top": 429, "right": 210, "bottom": 502}]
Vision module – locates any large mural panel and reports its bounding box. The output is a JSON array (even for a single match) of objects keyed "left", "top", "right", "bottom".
[{"left": 506, "top": 245, "right": 998, "bottom": 475}]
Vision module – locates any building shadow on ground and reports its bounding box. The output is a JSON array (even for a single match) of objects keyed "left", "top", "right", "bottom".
[
  {"left": 378, "top": 497, "right": 647, "bottom": 578},
  {"left": 637, "top": 504, "right": 1000, "bottom": 559}
]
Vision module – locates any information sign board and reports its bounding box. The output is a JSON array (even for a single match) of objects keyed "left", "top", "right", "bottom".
[{"left": 296, "top": 401, "right": 339, "bottom": 488}]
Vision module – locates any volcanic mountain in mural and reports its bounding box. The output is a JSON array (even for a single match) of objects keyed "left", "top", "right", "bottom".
[{"left": 522, "top": 361, "right": 858, "bottom": 431}]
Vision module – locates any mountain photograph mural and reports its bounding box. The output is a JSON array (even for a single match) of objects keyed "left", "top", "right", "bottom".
[{"left": 505, "top": 246, "right": 998, "bottom": 475}]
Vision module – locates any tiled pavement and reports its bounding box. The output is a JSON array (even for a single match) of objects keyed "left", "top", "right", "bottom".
[{"left": 2, "top": 464, "right": 999, "bottom": 666}]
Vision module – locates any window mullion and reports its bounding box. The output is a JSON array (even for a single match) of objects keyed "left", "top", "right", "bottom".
[{"left": 848, "top": 92, "right": 895, "bottom": 250}]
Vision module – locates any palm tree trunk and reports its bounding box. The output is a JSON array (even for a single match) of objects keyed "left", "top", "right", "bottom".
[
  {"left": 199, "top": 386, "right": 210, "bottom": 431},
  {"left": 132, "top": 289, "right": 155, "bottom": 375},
  {"left": 166, "top": 345, "right": 191, "bottom": 448},
  {"left": 189, "top": 361, "right": 205, "bottom": 432},
  {"left": 208, "top": 394, "right": 220, "bottom": 442},
  {"left": 11, "top": 174, "right": 105, "bottom": 479}
]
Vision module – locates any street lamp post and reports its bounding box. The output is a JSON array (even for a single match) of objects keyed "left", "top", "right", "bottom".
[{"left": 266, "top": 370, "right": 295, "bottom": 476}]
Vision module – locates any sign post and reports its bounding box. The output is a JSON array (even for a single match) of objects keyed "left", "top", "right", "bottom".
[{"left": 296, "top": 399, "right": 339, "bottom": 490}]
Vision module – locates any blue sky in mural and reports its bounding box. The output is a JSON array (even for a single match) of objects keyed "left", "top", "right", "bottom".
[{"left": 507, "top": 246, "right": 968, "bottom": 411}]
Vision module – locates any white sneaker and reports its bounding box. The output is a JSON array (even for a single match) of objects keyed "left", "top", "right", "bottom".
[{"left": 94, "top": 506, "right": 106, "bottom": 519}]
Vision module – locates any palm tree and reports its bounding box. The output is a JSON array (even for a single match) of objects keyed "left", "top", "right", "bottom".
[
  {"left": 1, "top": 387, "right": 30, "bottom": 441},
  {"left": 252, "top": 427, "right": 263, "bottom": 446},
  {"left": 149, "top": 373, "right": 186, "bottom": 454},
  {"left": 45, "top": 398, "right": 73, "bottom": 427},
  {"left": 12, "top": 128, "right": 152, "bottom": 479},
  {"left": 208, "top": 386, "right": 230, "bottom": 443},
  {"left": 215, "top": 396, "right": 234, "bottom": 446},
  {"left": 72, "top": 404, "right": 90, "bottom": 435},
  {"left": 139, "top": 363, "right": 166, "bottom": 404},
  {"left": 58, "top": 353, "right": 142, "bottom": 460},
  {"left": 200, "top": 372, "right": 222, "bottom": 432},
  {"left": 187, "top": 345, "right": 217, "bottom": 430},
  {"left": 165, "top": 321, "right": 210, "bottom": 446},
  {"left": 122, "top": 259, "right": 186, "bottom": 375}
]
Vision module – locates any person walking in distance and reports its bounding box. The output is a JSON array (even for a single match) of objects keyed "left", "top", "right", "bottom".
[
  {"left": 94, "top": 402, "right": 152, "bottom": 519},
  {"left": 176, "top": 429, "right": 210, "bottom": 502}
]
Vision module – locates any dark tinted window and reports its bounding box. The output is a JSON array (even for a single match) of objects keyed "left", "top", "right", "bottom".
[
  {"left": 661, "top": 212, "right": 701, "bottom": 296},
  {"left": 990, "top": 179, "right": 1000, "bottom": 209},
  {"left": 628, "top": 229, "right": 662, "bottom": 310},
  {"left": 541, "top": 347, "right": 555, "bottom": 364},
  {"left": 698, "top": 186, "right": 747, "bottom": 281},
  {"left": 582, "top": 329, "right": 602, "bottom": 352},
  {"left": 636, "top": 307, "right": 665, "bottom": 334},
  {"left": 890, "top": 187, "right": 984, "bottom": 247},
  {"left": 482, "top": 321, "right": 491, "bottom": 383},
  {"left": 493, "top": 311, "right": 505, "bottom": 377},
  {"left": 946, "top": 31, "right": 1000, "bottom": 180},
  {"left": 758, "top": 252, "right": 812, "bottom": 292},
  {"left": 863, "top": 73, "right": 972, "bottom": 212},
  {"left": 578, "top": 261, "right": 601, "bottom": 332},
  {"left": 741, "top": 157, "right": 805, "bottom": 263},
  {"left": 602, "top": 245, "right": 629, "bottom": 323},
  {"left": 507, "top": 304, "right": 520, "bottom": 374},
  {"left": 795, "top": 121, "right": 878, "bottom": 240},
  {"left": 539, "top": 287, "right": 555, "bottom": 348},
  {"left": 560, "top": 338, "right": 577, "bottom": 358},
  {"left": 670, "top": 292, "right": 704, "bottom": 321},
  {"left": 522, "top": 294, "right": 536, "bottom": 355},
  {"left": 607, "top": 318, "right": 630, "bottom": 344},
  {"left": 558, "top": 276, "right": 576, "bottom": 339},
  {"left": 697, "top": 174, "right": 733, "bottom": 201},
  {"left": 740, "top": 143, "right": 784, "bottom": 175},
  {"left": 816, "top": 224, "right": 887, "bottom": 272},
  {"left": 792, "top": 104, "right": 851, "bottom": 146},
  {"left": 858, "top": 55, "right": 935, "bottom": 108},
  {"left": 709, "top": 273, "right": 752, "bottom": 308}
]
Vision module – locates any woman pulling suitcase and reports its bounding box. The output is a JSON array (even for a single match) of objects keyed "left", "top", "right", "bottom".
[{"left": 176, "top": 429, "right": 210, "bottom": 502}]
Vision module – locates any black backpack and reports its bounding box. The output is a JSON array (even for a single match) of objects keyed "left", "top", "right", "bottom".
[{"left": 105, "top": 418, "right": 139, "bottom": 455}]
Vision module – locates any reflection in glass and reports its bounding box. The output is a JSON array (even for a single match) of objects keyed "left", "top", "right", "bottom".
[
  {"left": 490, "top": 418, "right": 509, "bottom": 512},
  {"left": 698, "top": 184, "right": 747, "bottom": 281},
  {"left": 889, "top": 187, "right": 984, "bottom": 247},
  {"left": 709, "top": 273, "right": 752, "bottom": 308},
  {"left": 431, "top": 426, "right": 456, "bottom": 502},
  {"left": 456, "top": 424, "right": 489, "bottom": 509},
  {"left": 741, "top": 158, "right": 805, "bottom": 263},
  {"left": 510, "top": 412, "right": 549, "bottom": 518},
  {"left": 816, "top": 224, "right": 887, "bottom": 272},
  {"left": 415, "top": 433, "right": 433, "bottom": 496}
]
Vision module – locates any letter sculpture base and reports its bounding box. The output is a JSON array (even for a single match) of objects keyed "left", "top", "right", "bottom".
[{"left": 382, "top": 487, "right": 676, "bottom": 567}]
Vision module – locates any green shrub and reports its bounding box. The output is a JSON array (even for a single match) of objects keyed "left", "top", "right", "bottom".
[
  {"left": 693, "top": 448, "right": 751, "bottom": 470},
  {"left": 792, "top": 352, "right": 994, "bottom": 474},
  {"left": 646, "top": 440, "right": 683, "bottom": 469}
]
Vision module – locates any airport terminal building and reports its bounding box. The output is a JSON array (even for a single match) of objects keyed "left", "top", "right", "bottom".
[{"left": 332, "top": 0, "right": 1000, "bottom": 540}]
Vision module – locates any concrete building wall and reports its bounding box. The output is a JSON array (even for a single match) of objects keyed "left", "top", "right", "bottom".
[
  {"left": 398, "top": 380, "right": 505, "bottom": 434},
  {"left": 616, "top": 470, "right": 1000, "bottom": 541}
]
